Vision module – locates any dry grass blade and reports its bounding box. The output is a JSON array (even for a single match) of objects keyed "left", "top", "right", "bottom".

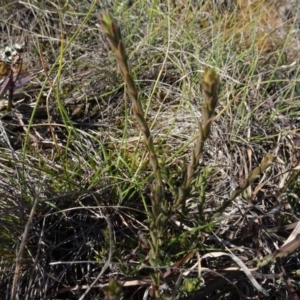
[
  {"left": 188, "top": 252, "right": 269, "bottom": 297},
  {"left": 279, "top": 264, "right": 300, "bottom": 300},
  {"left": 0, "top": 73, "right": 13, "bottom": 99},
  {"left": 212, "top": 153, "right": 276, "bottom": 220},
  {"left": 255, "top": 229, "right": 300, "bottom": 268},
  {"left": 10, "top": 196, "right": 40, "bottom": 300},
  {"left": 284, "top": 220, "right": 300, "bottom": 246},
  {"left": 0, "top": 69, "right": 40, "bottom": 112}
]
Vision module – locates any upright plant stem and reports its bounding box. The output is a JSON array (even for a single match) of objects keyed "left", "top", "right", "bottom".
[
  {"left": 100, "top": 12, "right": 165, "bottom": 295},
  {"left": 175, "top": 68, "right": 220, "bottom": 207}
]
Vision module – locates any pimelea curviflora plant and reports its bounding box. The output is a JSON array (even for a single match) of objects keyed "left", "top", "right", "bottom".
[{"left": 100, "top": 11, "right": 278, "bottom": 299}]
